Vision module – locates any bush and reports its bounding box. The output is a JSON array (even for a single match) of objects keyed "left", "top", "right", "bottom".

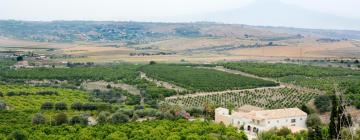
[
  {"left": 41, "top": 102, "right": 54, "bottom": 110},
  {"left": 82, "top": 103, "right": 97, "bottom": 110},
  {"left": 32, "top": 113, "right": 46, "bottom": 125},
  {"left": 306, "top": 114, "right": 321, "bottom": 128},
  {"left": 111, "top": 112, "right": 129, "bottom": 124},
  {"left": 134, "top": 105, "right": 144, "bottom": 110},
  {"left": 0, "top": 100, "right": 6, "bottom": 110},
  {"left": 7, "top": 130, "right": 27, "bottom": 140},
  {"left": 97, "top": 111, "right": 110, "bottom": 124},
  {"left": 55, "top": 112, "right": 68, "bottom": 125},
  {"left": 314, "top": 95, "right": 331, "bottom": 113},
  {"left": 70, "top": 115, "right": 88, "bottom": 125},
  {"left": 71, "top": 102, "right": 83, "bottom": 110},
  {"left": 0, "top": 92, "right": 3, "bottom": 97},
  {"left": 55, "top": 102, "right": 67, "bottom": 110}
]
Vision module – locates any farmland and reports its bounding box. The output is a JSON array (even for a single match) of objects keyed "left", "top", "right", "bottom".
[
  {"left": 140, "top": 64, "right": 278, "bottom": 92},
  {"left": 166, "top": 88, "right": 317, "bottom": 109}
]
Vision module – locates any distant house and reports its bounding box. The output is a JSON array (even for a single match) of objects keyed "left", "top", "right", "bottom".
[{"left": 215, "top": 105, "right": 307, "bottom": 134}]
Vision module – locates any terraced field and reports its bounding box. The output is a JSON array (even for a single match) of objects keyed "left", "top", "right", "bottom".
[
  {"left": 166, "top": 88, "right": 318, "bottom": 109},
  {"left": 140, "top": 64, "right": 278, "bottom": 92}
]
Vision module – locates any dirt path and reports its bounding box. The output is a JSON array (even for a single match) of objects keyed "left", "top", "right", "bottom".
[{"left": 140, "top": 72, "right": 187, "bottom": 92}]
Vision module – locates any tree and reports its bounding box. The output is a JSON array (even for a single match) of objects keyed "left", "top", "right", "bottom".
[
  {"left": 111, "top": 112, "right": 129, "bottom": 124},
  {"left": 226, "top": 102, "right": 235, "bottom": 115},
  {"left": 55, "top": 112, "right": 68, "bottom": 125},
  {"left": 70, "top": 115, "right": 88, "bottom": 125},
  {"left": 16, "top": 56, "right": 23, "bottom": 61},
  {"left": 314, "top": 95, "right": 331, "bottom": 113},
  {"left": 149, "top": 61, "right": 156, "bottom": 65},
  {"left": 71, "top": 102, "right": 83, "bottom": 110},
  {"left": 97, "top": 111, "right": 110, "bottom": 124},
  {"left": 0, "top": 100, "right": 6, "bottom": 110},
  {"left": 306, "top": 114, "right": 321, "bottom": 128},
  {"left": 41, "top": 102, "right": 54, "bottom": 110},
  {"left": 105, "top": 131, "right": 128, "bottom": 140},
  {"left": 329, "top": 95, "right": 339, "bottom": 139},
  {"left": 106, "top": 84, "right": 112, "bottom": 89},
  {"left": 300, "top": 104, "right": 314, "bottom": 114},
  {"left": 7, "top": 130, "right": 27, "bottom": 140},
  {"left": 55, "top": 102, "right": 67, "bottom": 110},
  {"left": 32, "top": 113, "right": 46, "bottom": 125}
]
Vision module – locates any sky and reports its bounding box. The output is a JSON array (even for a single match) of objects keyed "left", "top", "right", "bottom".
[{"left": 1, "top": 0, "right": 360, "bottom": 30}]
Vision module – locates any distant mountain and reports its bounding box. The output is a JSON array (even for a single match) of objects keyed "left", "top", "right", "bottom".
[{"left": 197, "top": 0, "right": 360, "bottom": 31}]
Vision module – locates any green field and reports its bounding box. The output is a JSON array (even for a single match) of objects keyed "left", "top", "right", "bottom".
[
  {"left": 166, "top": 88, "right": 318, "bottom": 109},
  {"left": 141, "top": 64, "right": 278, "bottom": 92}
]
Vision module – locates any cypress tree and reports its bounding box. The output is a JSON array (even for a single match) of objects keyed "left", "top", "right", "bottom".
[{"left": 329, "top": 94, "right": 339, "bottom": 139}]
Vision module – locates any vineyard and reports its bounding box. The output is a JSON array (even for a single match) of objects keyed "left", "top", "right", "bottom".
[
  {"left": 166, "top": 88, "right": 318, "bottom": 109},
  {"left": 141, "top": 64, "right": 278, "bottom": 92}
]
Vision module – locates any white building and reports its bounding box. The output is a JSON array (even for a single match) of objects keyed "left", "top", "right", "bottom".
[{"left": 215, "top": 105, "right": 307, "bottom": 134}]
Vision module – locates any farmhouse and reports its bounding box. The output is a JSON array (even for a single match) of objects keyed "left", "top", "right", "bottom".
[{"left": 215, "top": 105, "right": 307, "bottom": 134}]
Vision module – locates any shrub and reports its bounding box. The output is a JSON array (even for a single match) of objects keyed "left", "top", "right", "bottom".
[
  {"left": 71, "top": 102, "right": 83, "bottom": 110},
  {"left": 97, "top": 111, "right": 110, "bottom": 124},
  {"left": 55, "top": 112, "right": 68, "bottom": 125},
  {"left": 0, "top": 92, "right": 3, "bottom": 97},
  {"left": 55, "top": 102, "right": 67, "bottom": 110},
  {"left": 111, "top": 112, "right": 129, "bottom": 124},
  {"left": 134, "top": 105, "right": 144, "bottom": 110},
  {"left": 314, "top": 95, "right": 331, "bottom": 113},
  {"left": 82, "top": 103, "right": 97, "bottom": 110},
  {"left": 306, "top": 114, "right": 321, "bottom": 128},
  {"left": 70, "top": 115, "right": 88, "bottom": 125},
  {"left": 32, "top": 113, "right": 46, "bottom": 125},
  {"left": 7, "top": 91, "right": 16, "bottom": 96},
  {"left": 0, "top": 100, "right": 6, "bottom": 110},
  {"left": 7, "top": 130, "right": 27, "bottom": 140},
  {"left": 41, "top": 102, "right": 54, "bottom": 110}
]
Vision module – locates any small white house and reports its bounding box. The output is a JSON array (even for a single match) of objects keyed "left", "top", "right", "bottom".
[{"left": 215, "top": 105, "right": 307, "bottom": 134}]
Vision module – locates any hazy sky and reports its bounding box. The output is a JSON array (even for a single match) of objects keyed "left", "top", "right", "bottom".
[{"left": 1, "top": 0, "right": 360, "bottom": 29}]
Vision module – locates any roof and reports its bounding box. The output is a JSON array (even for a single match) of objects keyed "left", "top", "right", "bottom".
[
  {"left": 232, "top": 107, "right": 307, "bottom": 120},
  {"left": 236, "top": 105, "right": 263, "bottom": 112}
]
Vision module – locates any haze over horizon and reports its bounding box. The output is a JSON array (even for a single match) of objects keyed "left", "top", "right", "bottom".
[{"left": 1, "top": 0, "right": 360, "bottom": 30}]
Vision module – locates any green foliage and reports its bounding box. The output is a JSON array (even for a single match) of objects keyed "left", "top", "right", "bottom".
[
  {"left": 111, "top": 112, "right": 129, "bottom": 124},
  {"left": 314, "top": 95, "right": 331, "bottom": 113},
  {"left": 223, "top": 62, "right": 360, "bottom": 78},
  {"left": 31, "top": 113, "right": 46, "bottom": 125},
  {"left": 167, "top": 88, "right": 317, "bottom": 109},
  {"left": 0, "top": 85, "right": 89, "bottom": 110},
  {"left": 306, "top": 114, "right": 321, "bottom": 128},
  {"left": 257, "top": 127, "right": 307, "bottom": 140},
  {"left": 54, "top": 102, "right": 67, "bottom": 110},
  {"left": 141, "top": 64, "right": 277, "bottom": 92},
  {"left": 0, "top": 120, "right": 247, "bottom": 139},
  {"left": 7, "top": 130, "right": 27, "bottom": 140},
  {"left": 54, "top": 112, "right": 68, "bottom": 125},
  {"left": 0, "top": 100, "right": 6, "bottom": 110},
  {"left": 1, "top": 65, "right": 140, "bottom": 84}
]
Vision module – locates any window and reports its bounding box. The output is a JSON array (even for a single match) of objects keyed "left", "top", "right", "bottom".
[
  {"left": 300, "top": 118, "right": 303, "bottom": 120},
  {"left": 238, "top": 121, "right": 241, "bottom": 125},
  {"left": 291, "top": 119, "right": 296, "bottom": 123},
  {"left": 268, "top": 121, "right": 270, "bottom": 124},
  {"left": 277, "top": 120, "right": 279, "bottom": 123}
]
